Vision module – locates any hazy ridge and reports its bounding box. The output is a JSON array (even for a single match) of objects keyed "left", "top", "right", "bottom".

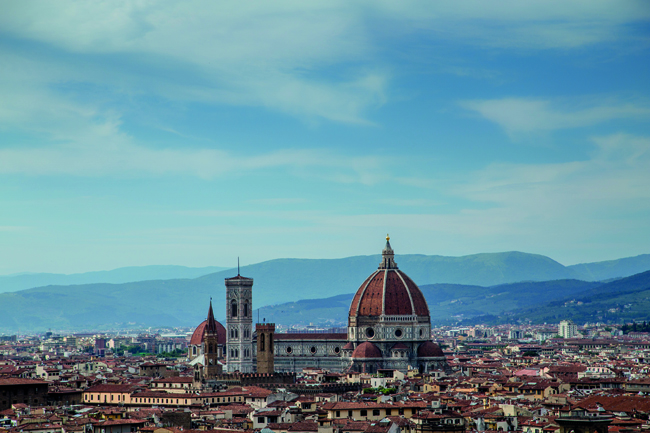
[
  {"left": 1, "top": 252, "right": 650, "bottom": 333},
  {"left": 0, "top": 265, "right": 230, "bottom": 294}
]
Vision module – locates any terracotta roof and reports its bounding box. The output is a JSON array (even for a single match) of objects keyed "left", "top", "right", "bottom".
[
  {"left": 190, "top": 319, "right": 226, "bottom": 346},
  {"left": 225, "top": 275, "right": 252, "bottom": 281},
  {"left": 0, "top": 378, "right": 48, "bottom": 386},
  {"left": 152, "top": 376, "right": 193, "bottom": 383},
  {"left": 84, "top": 384, "right": 139, "bottom": 393},
  {"left": 417, "top": 341, "right": 444, "bottom": 358},
  {"left": 352, "top": 342, "right": 382, "bottom": 359},
  {"left": 349, "top": 270, "right": 430, "bottom": 318},
  {"left": 391, "top": 343, "right": 409, "bottom": 350}
]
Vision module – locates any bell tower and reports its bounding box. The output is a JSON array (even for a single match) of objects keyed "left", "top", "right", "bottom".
[
  {"left": 203, "top": 299, "right": 222, "bottom": 378},
  {"left": 256, "top": 323, "right": 275, "bottom": 374},
  {"left": 225, "top": 271, "right": 254, "bottom": 373}
]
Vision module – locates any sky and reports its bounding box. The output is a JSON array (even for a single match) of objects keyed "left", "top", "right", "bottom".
[{"left": 1, "top": 1, "right": 649, "bottom": 274}]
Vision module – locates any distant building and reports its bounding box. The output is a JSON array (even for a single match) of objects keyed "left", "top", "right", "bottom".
[
  {"left": 559, "top": 320, "right": 578, "bottom": 338},
  {"left": 186, "top": 236, "right": 447, "bottom": 374},
  {"left": 509, "top": 330, "right": 524, "bottom": 340}
]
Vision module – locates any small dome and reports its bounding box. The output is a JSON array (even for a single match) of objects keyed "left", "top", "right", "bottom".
[
  {"left": 391, "top": 342, "right": 408, "bottom": 351},
  {"left": 190, "top": 320, "right": 226, "bottom": 346},
  {"left": 417, "top": 341, "right": 444, "bottom": 358},
  {"left": 352, "top": 342, "right": 382, "bottom": 359},
  {"left": 342, "top": 342, "right": 355, "bottom": 351}
]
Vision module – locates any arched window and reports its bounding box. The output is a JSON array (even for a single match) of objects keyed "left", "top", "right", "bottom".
[
  {"left": 260, "top": 333, "right": 265, "bottom": 352},
  {"left": 208, "top": 344, "right": 213, "bottom": 354},
  {"left": 270, "top": 334, "right": 273, "bottom": 352},
  {"left": 231, "top": 300, "right": 238, "bottom": 317},
  {"left": 243, "top": 302, "right": 249, "bottom": 317},
  {"left": 192, "top": 346, "right": 197, "bottom": 356}
]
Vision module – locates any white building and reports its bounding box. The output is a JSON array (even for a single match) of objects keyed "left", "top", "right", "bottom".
[{"left": 559, "top": 320, "right": 578, "bottom": 338}]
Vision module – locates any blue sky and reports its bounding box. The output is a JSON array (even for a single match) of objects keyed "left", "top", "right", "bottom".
[{"left": 1, "top": 1, "right": 649, "bottom": 274}]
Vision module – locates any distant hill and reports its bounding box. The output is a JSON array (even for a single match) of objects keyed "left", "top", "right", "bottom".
[
  {"left": 254, "top": 280, "right": 601, "bottom": 327},
  {"left": 568, "top": 254, "right": 650, "bottom": 281},
  {"left": 2, "top": 250, "right": 650, "bottom": 333},
  {"left": 497, "top": 270, "right": 650, "bottom": 325},
  {"left": 0, "top": 265, "right": 229, "bottom": 294}
]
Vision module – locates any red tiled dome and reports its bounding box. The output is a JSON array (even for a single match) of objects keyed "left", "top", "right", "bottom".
[
  {"left": 342, "top": 342, "right": 355, "bottom": 350},
  {"left": 352, "top": 342, "right": 382, "bottom": 359},
  {"left": 349, "top": 270, "right": 430, "bottom": 318},
  {"left": 417, "top": 341, "right": 444, "bottom": 358},
  {"left": 349, "top": 238, "right": 429, "bottom": 318},
  {"left": 190, "top": 320, "right": 226, "bottom": 346}
]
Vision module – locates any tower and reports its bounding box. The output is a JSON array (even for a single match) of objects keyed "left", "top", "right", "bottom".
[
  {"left": 203, "top": 299, "right": 222, "bottom": 378},
  {"left": 225, "top": 273, "right": 254, "bottom": 373},
  {"left": 256, "top": 323, "right": 275, "bottom": 374}
]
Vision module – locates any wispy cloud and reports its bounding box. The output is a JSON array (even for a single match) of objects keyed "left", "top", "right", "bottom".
[
  {"left": 0, "top": 138, "right": 389, "bottom": 184},
  {"left": 0, "top": 226, "right": 30, "bottom": 232},
  {"left": 460, "top": 98, "right": 650, "bottom": 134},
  {"left": 1, "top": 1, "right": 647, "bottom": 127}
]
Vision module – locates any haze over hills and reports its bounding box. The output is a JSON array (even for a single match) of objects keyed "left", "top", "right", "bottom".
[
  {"left": 1, "top": 251, "right": 650, "bottom": 333},
  {"left": 496, "top": 270, "right": 650, "bottom": 325},
  {"left": 0, "top": 265, "right": 230, "bottom": 294},
  {"left": 253, "top": 280, "right": 602, "bottom": 327},
  {"left": 567, "top": 254, "right": 650, "bottom": 281}
]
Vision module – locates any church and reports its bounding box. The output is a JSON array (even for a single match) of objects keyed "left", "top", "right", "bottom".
[{"left": 188, "top": 237, "right": 447, "bottom": 377}]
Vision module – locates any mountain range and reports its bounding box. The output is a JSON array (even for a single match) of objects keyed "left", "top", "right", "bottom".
[
  {"left": 1, "top": 252, "right": 650, "bottom": 333},
  {"left": 0, "top": 265, "right": 229, "bottom": 294}
]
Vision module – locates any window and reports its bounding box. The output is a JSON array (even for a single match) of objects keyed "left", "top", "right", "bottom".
[
  {"left": 360, "top": 410, "right": 367, "bottom": 417},
  {"left": 348, "top": 411, "right": 353, "bottom": 417},
  {"left": 260, "top": 333, "right": 265, "bottom": 351},
  {"left": 286, "top": 346, "right": 292, "bottom": 354},
  {"left": 231, "top": 300, "right": 238, "bottom": 317},
  {"left": 258, "top": 417, "right": 265, "bottom": 424},
  {"left": 244, "top": 302, "right": 249, "bottom": 317},
  {"left": 373, "top": 409, "right": 380, "bottom": 416},
  {"left": 310, "top": 346, "right": 317, "bottom": 354},
  {"left": 336, "top": 411, "right": 341, "bottom": 417},
  {"left": 385, "top": 409, "right": 391, "bottom": 416}
]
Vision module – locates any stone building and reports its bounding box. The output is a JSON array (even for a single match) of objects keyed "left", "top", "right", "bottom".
[{"left": 188, "top": 236, "right": 447, "bottom": 374}]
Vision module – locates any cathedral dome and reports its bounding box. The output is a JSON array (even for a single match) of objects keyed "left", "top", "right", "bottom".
[
  {"left": 190, "top": 319, "right": 226, "bottom": 346},
  {"left": 349, "top": 237, "right": 430, "bottom": 318},
  {"left": 417, "top": 341, "right": 444, "bottom": 358},
  {"left": 190, "top": 298, "right": 226, "bottom": 346},
  {"left": 352, "top": 342, "right": 382, "bottom": 359}
]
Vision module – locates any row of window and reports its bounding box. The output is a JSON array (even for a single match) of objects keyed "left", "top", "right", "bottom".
[
  {"left": 283, "top": 346, "right": 341, "bottom": 355},
  {"left": 230, "top": 300, "right": 250, "bottom": 318},
  {"left": 229, "top": 327, "right": 251, "bottom": 339},
  {"left": 335, "top": 408, "right": 405, "bottom": 417},
  {"left": 229, "top": 348, "right": 252, "bottom": 359}
]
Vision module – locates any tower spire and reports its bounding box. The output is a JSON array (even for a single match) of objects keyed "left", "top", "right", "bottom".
[{"left": 206, "top": 298, "right": 217, "bottom": 333}]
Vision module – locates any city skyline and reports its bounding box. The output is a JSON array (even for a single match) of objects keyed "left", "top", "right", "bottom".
[{"left": 1, "top": 1, "right": 649, "bottom": 274}]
